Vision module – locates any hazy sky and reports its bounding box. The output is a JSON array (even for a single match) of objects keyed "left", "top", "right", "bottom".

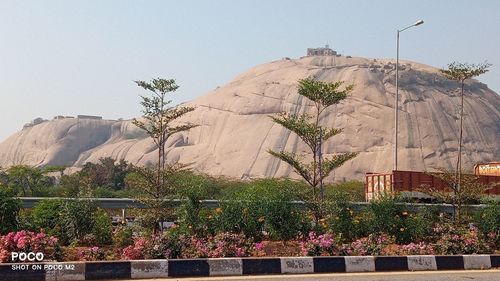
[{"left": 1, "top": 0, "right": 499, "bottom": 142}]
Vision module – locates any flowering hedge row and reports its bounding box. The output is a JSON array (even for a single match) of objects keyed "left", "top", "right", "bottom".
[
  {"left": 0, "top": 223, "right": 497, "bottom": 263},
  {"left": 0, "top": 231, "right": 59, "bottom": 262},
  {"left": 0, "top": 189, "right": 497, "bottom": 262},
  {"left": 121, "top": 231, "right": 251, "bottom": 260},
  {"left": 300, "top": 223, "right": 497, "bottom": 257}
]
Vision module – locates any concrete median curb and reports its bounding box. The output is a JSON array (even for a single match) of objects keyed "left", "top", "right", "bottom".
[{"left": 0, "top": 255, "right": 498, "bottom": 280}]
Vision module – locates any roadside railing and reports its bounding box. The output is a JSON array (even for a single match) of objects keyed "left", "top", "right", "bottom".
[{"left": 18, "top": 197, "right": 487, "bottom": 214}]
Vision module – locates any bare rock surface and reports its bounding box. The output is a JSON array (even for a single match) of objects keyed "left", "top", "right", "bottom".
[{"left": 0, "top": 56, "right": 499, "bottom": 180}]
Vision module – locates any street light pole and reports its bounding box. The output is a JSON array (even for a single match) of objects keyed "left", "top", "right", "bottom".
[{"left": 394, "top": 19, "right": 424, "bottom": 171}]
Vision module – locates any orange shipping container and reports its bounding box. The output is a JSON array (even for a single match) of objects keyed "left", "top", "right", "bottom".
[{"left": 365, "top": 170, "right": 500, "bottom": 201}]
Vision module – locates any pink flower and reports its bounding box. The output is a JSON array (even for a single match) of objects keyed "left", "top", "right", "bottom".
[
  {"left": 16, "top": 236, "right": 28, "bottom": 250},
  {"left": 254, "top": 242, "right": 264, "bottom": 251},
  {"left": 235, "top": 247, "right": 245, "bottom": 257}
]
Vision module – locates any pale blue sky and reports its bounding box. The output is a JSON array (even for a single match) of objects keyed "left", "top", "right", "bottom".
[{"left": 1, "top": 0, "right": 499, "bottom": 142}]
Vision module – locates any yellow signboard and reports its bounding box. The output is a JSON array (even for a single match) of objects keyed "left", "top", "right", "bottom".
[{"left": 475, "top": 162, "right": 500, "bottom": 176}]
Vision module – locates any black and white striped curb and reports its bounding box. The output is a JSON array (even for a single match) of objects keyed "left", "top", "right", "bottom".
[{"left": 0, "top": 255, "right": 498, "bottom": 280}]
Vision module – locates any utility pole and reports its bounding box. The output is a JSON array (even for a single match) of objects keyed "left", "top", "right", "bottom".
[{"left": 318, "top": 128, "right": 324, "bottom": 201}]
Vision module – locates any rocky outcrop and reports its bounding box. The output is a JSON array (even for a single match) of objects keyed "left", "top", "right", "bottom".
[{"left": 0, "top": 56, "right": 499, "bottom": 180}]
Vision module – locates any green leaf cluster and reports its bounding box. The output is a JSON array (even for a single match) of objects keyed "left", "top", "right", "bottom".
[
  {"left": 132, "top": 78, "right": 196, "bottom": 149},
  {"left": 268, "top": 77, "right": 357, "bottom": 192},
  {"left": 440, "top": 61, "right": 491, "bottom": 82}
]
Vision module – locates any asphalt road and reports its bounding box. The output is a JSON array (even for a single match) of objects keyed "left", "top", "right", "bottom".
[{"left": 126, "top": 270, "right": 500, "bottom": 281}]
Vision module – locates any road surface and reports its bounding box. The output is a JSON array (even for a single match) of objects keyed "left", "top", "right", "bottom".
[{"left": 124, "top": 269, "right": 500, "bottom": 281}]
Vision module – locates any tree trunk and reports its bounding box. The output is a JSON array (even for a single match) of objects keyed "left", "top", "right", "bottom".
[{"left": 454, "top": 80, "right": 465, "bottom": 222}]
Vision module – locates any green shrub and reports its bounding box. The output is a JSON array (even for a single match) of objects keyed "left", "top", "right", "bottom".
[
  {"left": 325, "top": 191, "right": 358, "bottom": 241},
  {"left": 360, "top": 195, "right": 434, "bottom": 244},
  {"left": 401, "top": 210, "right": 435, "bottom": 244},
  {"left": 113, "top": 225, "right": 134, "bottom": 247},
  {"left": 362, "top": 195, "right": 403, "bottom": 236},
  {"left": 325, "top": 180, "right": 365, "bottom": 202},
  {"left": 217, "top": 179, "right": 308, "bottom": 240},
  {"left": 59, "top": 200, "right": 97, "bottom": 245},
  {"left": 93, "top": 187, "right": 117, "bottom": 198},
  {"left": 176, "top": 172, "right": 220, "bottom": 237},
  {"left": 92, "top": 186, "right": 136, "bottom": 198},
  {"left": 474, "top": 201, "right": 499, "bottom": 245},
  {"left": 92, "top": 208, "right": 112, "bottom": 245},
  {"left": 29, "top": 199, "right": 64, "bottom": 238},
  {"left": 172, "top": 171, "right": 220, "bottom": 198},
  {"left": 217, "top": 191, "right": 263, "bottom": 239},
  {"left": 0, "top": 189, "right": 21, "bottom": 234},
  {"left": 28, "top": 199, "right": 113, "bottom": 246}
]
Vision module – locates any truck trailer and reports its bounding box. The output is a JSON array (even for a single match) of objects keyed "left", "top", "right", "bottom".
[{"left": 365, "top": 169, "right": 500, "bottom": 201}]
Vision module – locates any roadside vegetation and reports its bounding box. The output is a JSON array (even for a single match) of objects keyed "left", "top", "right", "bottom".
[
  {"left": 0, "top": 185, "right": 498, "bottom": 262},
  {"left": 0, "top": 76, "right": 498, "bottom": 263}
]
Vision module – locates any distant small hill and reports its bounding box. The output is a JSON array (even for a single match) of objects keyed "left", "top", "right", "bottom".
[{"left": 1, "top": 55, "right": 499, "bottom": 181}]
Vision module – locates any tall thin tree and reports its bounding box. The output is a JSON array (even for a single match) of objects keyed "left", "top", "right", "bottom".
[
  {"left": 133, "top": 78, "right": 196, "bottom": 182},
  {"left": 440, "top": 62, "right": 490, "bottom": 220},
  {"left": 132, "top": 78, "right": 197, "bottom": 231},
  {"left": 268, "top": 78, "right": 357, "bottom": 203}
]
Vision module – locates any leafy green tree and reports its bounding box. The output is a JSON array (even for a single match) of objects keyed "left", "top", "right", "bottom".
[
  {"left": 0, "top": 189, "right": 21, "bottom": 234},
  {"left": 0, "top": 167, "right": 8, "bottom": 185},
  {"left": 268, "top": 78, "right": 357, "bottom": 205},
  {"left": 80, "top": 157, "right": 130, "bottom": 190},
  {"left": 42, "top": 165, "right": 66, "bottom": 177},
  {"left": 59, "top": 173, "right": 91, "bottom": 197},
  {"left": 5, "top": 165, "right": 55, "bottom": 196},
  {"left": 130, "top": 78, "right": 197, "bottom": 232}
]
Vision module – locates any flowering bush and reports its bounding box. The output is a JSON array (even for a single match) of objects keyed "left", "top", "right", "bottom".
[
  {"left": 181, "top": 232, "right": 251, "bottom": 258},
  {"left": 252, "top": 242, "right": 266, "bottom": 256},
  {"left": 122, "top": 231, "right": 251, "bottom": 260},
  {"left": 395, "top": 242, "right": 435, "bottom": 255},
  {"left": 77, "top": 246, "right": 106, "bottom": 261},
  {"left": 121, "top": 237, "right": 147, "bottom": 260},
  {"left": 300, "top": 232, "right": 341, "bottom": 256},
  {"left": 485, "top": 231, "right": 498, "bottom": 250},
  {"left": 0, "top": 230, "right": 59, "bottom": 263},
  {"left": 432, "top": 223, "right": 492, "bottom": 254},
  {"left": 121, "top": 234, "right": 174, "bottom": 260},
  {"left": 343, "top": 234, "right": 395, "bottom": 256}
]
